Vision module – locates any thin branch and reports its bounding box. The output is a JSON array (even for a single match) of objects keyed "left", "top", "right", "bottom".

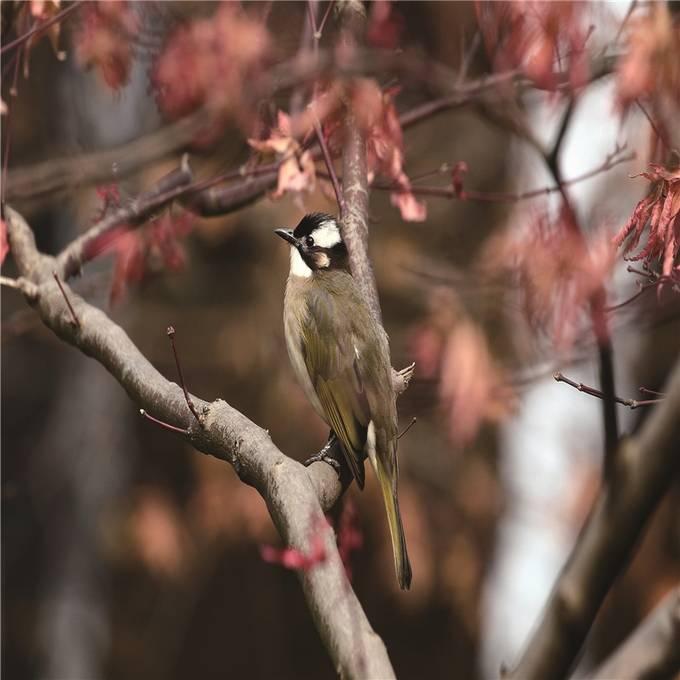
[
  {"left": 312, "top": 115, "right": 345, "bottom": 218},
  {"left": 553, "top": 371, "right": 664, "bottom": 409},
  {"left": 318, "top": 147, "right": 634, "bottom": 205},
  {"left": 139, "top": 409, "right": 190, "bottom": 436},
  {"left": 636, "top": 98, "right": 672, "bottom": 153},
  {"left": 0, "top": 0, "right": 84, "bottom": 55},
  {"left": 639, "top": 386, "right": 666, "bottom": 397},
  {"left": 166, "top": 325, "right": 203, "bottom": 427},
  {"left": 527, "top": 99, "right": 620, "bottom": 476},
  {"left": 52, "top": 271, "right": 80, "bottom": 328},
  {"left": 5, "top": 203, "right": 396, "bottom": 680},
  {"left": 0, "top": 275, "right": 39, "bottom": 299}
]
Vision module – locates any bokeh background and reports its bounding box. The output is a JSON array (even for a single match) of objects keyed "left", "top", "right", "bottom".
[{"left": 2, "top": 2, "right": 679, "bottom": 679}]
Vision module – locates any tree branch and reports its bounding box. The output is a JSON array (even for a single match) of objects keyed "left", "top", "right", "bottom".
[
  {"left": 505, "top": 355, "right": 680, "bottom": 680},
  {"left": 6, "top": 50, "right": 619, "bottom": 205},
  {"left": 586, "top": 587, "right": 680, "bottom": 680},
  {"left": 5, "top": 204, "right": 395, "bottom": 680}
]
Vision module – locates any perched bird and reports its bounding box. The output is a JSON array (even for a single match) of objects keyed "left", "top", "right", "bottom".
[{"left": 275, "top": 212, "right": 412, "bottom": 590}]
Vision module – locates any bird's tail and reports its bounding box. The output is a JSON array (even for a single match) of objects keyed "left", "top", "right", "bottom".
[
  {"left": 376, "top": 461, "right": 412, "bottom": 590},
  {"left": 367, "top": 420, "right": 411, "bottom": 590}
]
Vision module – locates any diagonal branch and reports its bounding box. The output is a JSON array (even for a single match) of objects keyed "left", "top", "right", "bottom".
[
  {"left": 506, "top": 355, "right": 680, "bottom": 680},
  {"left": 5, "top": 204, "right": 396, "bottom": 680},
  {"left": 586, "top": 587, "right": 680, "bottom": 680}
]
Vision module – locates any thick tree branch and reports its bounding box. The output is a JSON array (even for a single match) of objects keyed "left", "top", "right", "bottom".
[
  {"left": 586, "top": 587, "right": 680, "bottom": 680},
  {"left": 5, "top": 205, "right": 395, "bottom": 680},
  {"left": 506, "top": 354, "right": 680, "bottom": 680}
]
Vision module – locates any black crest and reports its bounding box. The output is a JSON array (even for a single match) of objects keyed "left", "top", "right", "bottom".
[{"left": 293, "top": 212, "right": 337, "bottom": 239}]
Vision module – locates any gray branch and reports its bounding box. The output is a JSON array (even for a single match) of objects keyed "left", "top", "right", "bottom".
[
  {"left": 506, "top": 355, "right": 680, "bottom": 680},
  {"left": 586, "top": 587, "right": 680, "bottom": 680},
  {"left": 5, "top": 205, "right": 395, "bottom": 680}
]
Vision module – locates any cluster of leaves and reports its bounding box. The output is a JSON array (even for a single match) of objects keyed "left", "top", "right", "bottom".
[
  {"left": 476, "top": 0, "right": 590, "bottom": 91},
  {"left": 614, "top": 164, "right": 680, "bottom": 280},
  {"left": 150, "top": 2, "right": 270, "bottom": 126},
  {"left": 83, "top": 198, "right": 194, "bottom": 304},
  {"left": 74, "top": 0, "right": 138, "bottom": 90},
  {"left": 491, "top": 207, "right": 616, "bottom": 350},
  {"left": 409, "top": 288, "right": 513, "bottom": 446}
]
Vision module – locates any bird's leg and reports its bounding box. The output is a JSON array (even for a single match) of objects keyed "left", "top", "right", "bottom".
[{"left": 304, "top": 431, "right": 341, "bottom": 472}]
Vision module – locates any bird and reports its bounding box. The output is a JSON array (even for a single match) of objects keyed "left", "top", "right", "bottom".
[{"left": 275, "top": 212, "right": 412, "bottom": 590}]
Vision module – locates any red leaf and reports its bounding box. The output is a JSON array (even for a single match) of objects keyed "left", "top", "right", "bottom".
[
  {"left": 151, "top": 3, "right": 270, "bottom": 122},
  {"left": 74, "top": 1, "right": 138, "bottom": 90},
  {"left": 260, "top": 516, "right": 329, "bottom": 573}
]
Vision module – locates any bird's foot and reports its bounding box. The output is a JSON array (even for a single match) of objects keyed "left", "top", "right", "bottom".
[{"left": 304, "top": 435, "right": 341, "bottom": 473}]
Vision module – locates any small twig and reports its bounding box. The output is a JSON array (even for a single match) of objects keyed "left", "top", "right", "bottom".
[
  {"left": 166, "top": 326, "right": 203, "bottom": 427},
  {"left": 52, "top": 271, "right": 80, "bottom": 328},
  {"left": 553, "top": 372, "right": 664, "bottom": 409},
  {"left": 318, "top": 149, "right": 634, "bottom": 205},
  {"left": 636, "top": 99, "right": 671, "bottom": 153},
  {"left": 397, "top": 417, "right": 417, "bottom": 440},
  {"left": 612, "top": 0, "right": 638, "bottom": 47},
  {"left": 457, "top": 31, "right": 480, "bottom": 85},
  {"left": 317, "top": 1, "right": 335, "bottom": 37},
  {"left": 1, "top": 1, "right": 83, "bottom": 55},
  {"left": 139, "top": 409, "right": 190, "bottom": 436},
  {"left": 0, "top": 275, "right": 39, "bottom": 299},
  {"left": 639, "top": 387, "right": 666, "bottom": 397},
  {"left": 312, "top": 114, "right": 345, "bottom": 218}
]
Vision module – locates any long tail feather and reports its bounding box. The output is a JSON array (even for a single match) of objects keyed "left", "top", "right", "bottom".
[{"left": 375, "top": 458, "right": 412, "bottom": 590}]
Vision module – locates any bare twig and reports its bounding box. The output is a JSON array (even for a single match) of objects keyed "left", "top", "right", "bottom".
[
  {"left": 0, "top": 275, "right": 39, "bottom": 299},
  {"left": 318, "top": 147, "right": 634, "bottom": 205},
  {"left": 52, "top": 271, "right": 80, "bottom": 328},
  {"left": 397, "top": 417, "right": 417, "bottom": 440},
  {"left": 553, "top": 372, "right": 664, "bottom": 409},
  {"left": 639, "top": 386, "right": 666, "bottom": 397},
  {"left": 312, "top": 115, "right": 345, "bottom": 218},
  {"left": 139, "top": 409, "right": 190, "bottom": 436},
  {"left": 636, "top": 99, "right": 672, "bottom": 153},
  {"left": 166, "top": 326, "right": 203, "bottom": 427}
]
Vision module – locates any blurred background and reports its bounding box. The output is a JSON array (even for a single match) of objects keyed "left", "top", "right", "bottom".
[{"left": 2, "top": 2, "right": 679, "bottom": 679}]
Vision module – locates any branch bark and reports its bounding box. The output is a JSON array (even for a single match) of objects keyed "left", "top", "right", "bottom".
[
  {"left": 5, "top": 205, "right": 395, "bottom": 680},
  {"left": 586, "top": 587, "right": 680, "bottom": 680},
  {"left": 506, "top": 356, "right": 680, "bottom": 680}
]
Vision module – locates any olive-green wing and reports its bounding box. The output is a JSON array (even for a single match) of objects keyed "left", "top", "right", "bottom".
[{"left": 301, "top": 288, "right": 370, "bottom": 488}]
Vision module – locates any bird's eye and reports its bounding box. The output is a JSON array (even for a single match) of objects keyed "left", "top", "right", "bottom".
[{"left": 305, "top": 235, "right": 315, "bottom": 248}]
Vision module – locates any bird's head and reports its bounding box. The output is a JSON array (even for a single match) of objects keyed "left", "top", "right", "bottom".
[{"left": 275, "top": 213, "right": 348, "bottom": 278}]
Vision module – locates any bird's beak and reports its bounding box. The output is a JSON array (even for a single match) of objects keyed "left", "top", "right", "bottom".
[{"left": 274, "top": 228, "right": 298, "bottom": 246}]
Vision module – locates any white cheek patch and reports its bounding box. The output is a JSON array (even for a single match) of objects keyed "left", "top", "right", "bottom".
[
  {"left": 290, "top": 247, "right": 312, "bottom": 278},
  {"left": 312, "top": 220, "right": 342, "bottom": 248}
]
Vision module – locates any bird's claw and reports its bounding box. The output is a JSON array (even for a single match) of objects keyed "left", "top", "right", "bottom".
[{"left": 304, "top": 436, "right": 341, "bottom": 473}]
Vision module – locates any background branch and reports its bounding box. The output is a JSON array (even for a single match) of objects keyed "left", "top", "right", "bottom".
[
  {"left": 506, "top": 354, "right": 680, "bottom": 680},
  {"left": 586, "top": 587, "right": 680, "bottom": 680}
]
